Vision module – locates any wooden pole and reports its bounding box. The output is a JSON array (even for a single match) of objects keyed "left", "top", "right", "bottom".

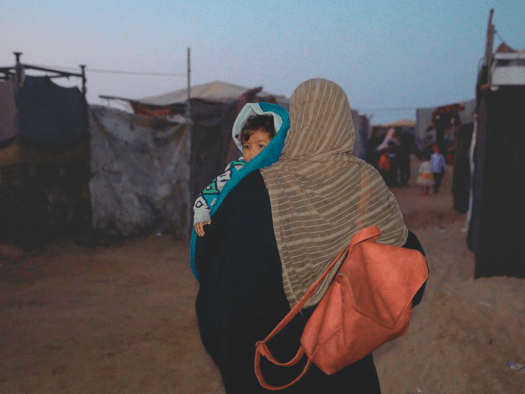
[
  {"left": 80, "top": 65, "right": 87, "bottom": 98},
  {"left": 186, "top": 48, "right": 191, "bottom": 120},
  {"left": 13, "top": 52, "right": 22, "bottom": 88},
  {"left": 484, "top": 9, "right": 495, "bottom": 84}
]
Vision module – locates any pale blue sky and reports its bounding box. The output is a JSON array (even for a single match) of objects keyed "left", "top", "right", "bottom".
[{"left": 2, "top": 0, "right": 524, "bottom": 124}]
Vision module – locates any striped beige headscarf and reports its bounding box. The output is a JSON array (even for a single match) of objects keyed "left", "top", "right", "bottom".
[{"left": 261, "top": 78, "right": 408, "bottom": 309}]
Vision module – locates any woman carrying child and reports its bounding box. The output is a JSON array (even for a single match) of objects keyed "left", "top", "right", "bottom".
[{"left": 193, "top": 79, "right": 426, "bottom": 393}]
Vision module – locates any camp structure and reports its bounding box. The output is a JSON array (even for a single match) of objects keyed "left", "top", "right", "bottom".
[
  {"left": 88, "top": 106, "right": 191, "bottom": 239},
  {"left": 415, "top": 100, "right": 476, "bottom": 153},
  {"left": 96, "top": 81, "right": 290, "bottom": 238},
  {"left": 0, "top": 54, "right": 90, "bottom": 248},
  {"left": 384, "top": 118, "right": 416, "bottom": 129},
  {"left": 96, "top": 80, "right": 371, "bottom": 238},
  {"left": 467, "top": 32, "right": 525, "bottom": 279}
]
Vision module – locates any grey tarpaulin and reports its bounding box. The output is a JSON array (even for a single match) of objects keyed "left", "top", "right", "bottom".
[{"left": 88, "top": 106, "right": 191, "bottom": 238}]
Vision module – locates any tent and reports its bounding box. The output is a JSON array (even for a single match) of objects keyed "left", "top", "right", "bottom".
[
  {"left": 0, "top": 75, "right": 90, "bottom": 247},
  {"left": 93, "top": 82, "right": 286, "bottom": 237},
  {"left": 468, "top": 85, "right": 525, "bottom": 278},
  {"left": 415, "top": 99, "right": 476, "bottom": 149},
  {"left": 137, "top": 80, "right": 290, "bottom": 108},
  {"left": 133, "top": 81, "right": 368, "bottom": 161},
  {"left": 384, "top": 118, "right": 416, "bottom": 128},
  {"left": 93, "top": 81, "right": 370, "bottom": 238}
]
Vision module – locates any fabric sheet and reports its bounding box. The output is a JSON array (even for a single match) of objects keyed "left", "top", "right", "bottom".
[
  {"left": 0, "top": 78, "right": 17, "bottom": 142},
  {"left": 470, "top": 86, "right": 525, "bottom": 278},
  {"left": 17, "top": 77, "right": 88, "bottom": 146}
]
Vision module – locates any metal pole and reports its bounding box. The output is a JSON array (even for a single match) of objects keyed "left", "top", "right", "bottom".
[
  {"left": 13, "top": 52, "right": 22, "bottom": 88},
  {"left": 80, "top": 64, "right": 87, "bottom": 98},
  {"left": 186, "top": 47, "right": 191, "bottom": 120},
  {"left": 484, "top": 9, "right": 495, "bottom": 84}
]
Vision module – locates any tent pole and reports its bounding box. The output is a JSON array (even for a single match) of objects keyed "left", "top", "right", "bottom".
[
  {"left": 186, "top": 47, "right": 191, "bottom": 120},
  {"left": 484, "top": 9, "right": 495, "bottom": 84},
  {"left": 13, "top": 52, "right": 22, "bottom": 89},
  {"left": 80, "top": 65, "right": 87, "bottom": 98}
]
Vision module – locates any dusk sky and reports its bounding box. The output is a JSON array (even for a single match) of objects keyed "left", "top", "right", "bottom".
[{"left": 2, "top": 0, "right": 524, "bottom": 124}]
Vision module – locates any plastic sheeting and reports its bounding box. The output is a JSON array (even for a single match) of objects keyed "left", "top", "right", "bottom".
[
  {"left": 351, "top": 110, "right": 370, "bottom": 160},
  {"left": 88, "top": 106, "right": 191, "bottom": 238},
  {"left": 17, "top": 77, "right": 88, "bottom": 146}
]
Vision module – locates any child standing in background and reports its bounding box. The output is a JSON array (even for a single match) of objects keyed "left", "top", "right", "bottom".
[
  {"left": 430, "top": 144, "right": 447, "bottom": 193},
  {"left": 417, "top": 153, "right": 434, "bottom": 196}
]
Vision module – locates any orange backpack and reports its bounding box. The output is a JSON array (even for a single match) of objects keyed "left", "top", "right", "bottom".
[{"left": 255, "top": 226, "right": 428, "bottom": 390}]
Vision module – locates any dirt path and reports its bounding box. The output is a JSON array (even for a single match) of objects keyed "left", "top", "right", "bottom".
[{"left": 1, "top": 157, "right": 524, "bottom": 393}]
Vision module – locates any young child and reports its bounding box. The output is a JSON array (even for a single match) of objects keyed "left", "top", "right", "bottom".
[
  {"left": 430, "top": 144, "right": 447, "bottom": 193},
  {"left": 193, "top": 107, "right": 278, "bottom": 237},
  {"left": 417, "top": 152, "right": 434, "bottom": 196}
]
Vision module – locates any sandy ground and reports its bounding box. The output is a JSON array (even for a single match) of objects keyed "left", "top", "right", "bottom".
[{"left": 1, "top": 157, "right": 525, "bottom": 394}]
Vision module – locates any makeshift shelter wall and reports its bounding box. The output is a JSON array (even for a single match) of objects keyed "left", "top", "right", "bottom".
[
  {"left": 88, "top": 106, "right": 191, "bottom": 238},
  {"left": 0, "top": 76, "right": 91, "bottom": 247},
  {"left": 0, "top": 136, "right": 91, "bottom": 247},
  {"left": 415, "top": 99, "right": 476, "bottom": 146},
  {"left": 351, "top": 109, "right": 369, "bottom": 160},
  {"left": 0, "top": 78, "right": 17, "bottom": 142},
  {"left": 469, "top": 86, "right": 525, "bottom": 278}
]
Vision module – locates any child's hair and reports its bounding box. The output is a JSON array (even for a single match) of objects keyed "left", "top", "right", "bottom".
[
  {"left": 422, "top": 152, "right": 430, "bottom": 161},
  {"left": 240, "top": 115, "right": 276, "bottom": 142}
]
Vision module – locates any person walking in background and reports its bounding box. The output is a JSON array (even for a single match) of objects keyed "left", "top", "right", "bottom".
[
  {"left": 430, "top": 144, "right": 447, "bottom": 193},
  {"left": 366, "top": 128, "right": 383, "bottom": 169},
  {"left": 416, "top": 153, "right": 434, "bottom": 196},
  {"left": 386, "top": 141, "right": 400, "bottom": 187}
]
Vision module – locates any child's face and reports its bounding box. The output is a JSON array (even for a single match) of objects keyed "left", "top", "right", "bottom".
[{"left": 242, "top": 129, "right": 272, "bottom": 163}]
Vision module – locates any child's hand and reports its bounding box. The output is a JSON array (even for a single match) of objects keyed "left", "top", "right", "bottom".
[
  {"left": 195, "top": 223, "right": 205, "bottom": 237},
  {"left": 195, "top": 222, "right": 210, "bottom": 237}
]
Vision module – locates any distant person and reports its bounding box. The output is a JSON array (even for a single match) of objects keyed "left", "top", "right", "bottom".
[
  {"left": 386, "top": 141, "right": 400, "bottom": 187},
  {"left": 366, "top": 128, "right": 383, "bottom": 168},
  {"left": 377, "top": 147, "right": 390, "bottom": 184},
  {"left": 193, "top": 105, "right": 283, "bottom": 237},
  {"left": 375, "top": 128, "right": 400, "bottom": 187},
  {"left": 398, "top": 130, "right": 415, "bottom": 187},
  {"left": 416, "top": 153, "right": 434, "bottom": 196},
  {"left": 375, "top": 128, "right": 398, "bottom": 152},
  {"left": 430, "top": 144, "right": 447, "bottom": 193}
]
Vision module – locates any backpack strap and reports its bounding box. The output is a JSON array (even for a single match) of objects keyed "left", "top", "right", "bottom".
[{"left": 254, "top": 246, "right": 349, "bottom": 390}]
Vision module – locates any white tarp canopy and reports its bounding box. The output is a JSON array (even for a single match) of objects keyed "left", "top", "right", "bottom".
[{"left": 138, "top": 80, "right": 290, "bottom": 107}]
